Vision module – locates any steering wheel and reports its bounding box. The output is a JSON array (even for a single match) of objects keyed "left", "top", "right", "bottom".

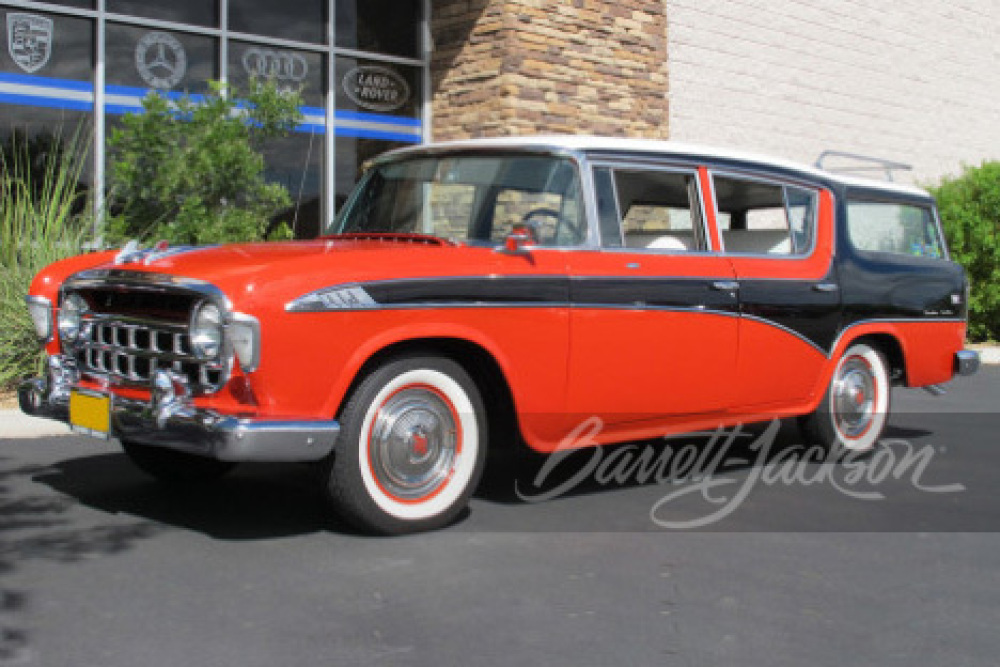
[{"left": 520, "top": 208, "right": 562, "bottom": 245}]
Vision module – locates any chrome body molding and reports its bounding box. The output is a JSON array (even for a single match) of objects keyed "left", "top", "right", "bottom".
[
  {"left": 286, "top": 285, "right": 378, "bottom": 312},
  {"left": 18, "top": 358, "right": 338, "bottom": 463}
]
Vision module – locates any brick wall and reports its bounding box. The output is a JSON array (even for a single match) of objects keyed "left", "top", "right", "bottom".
[
  {"left": 666, "top": 0, "right": 1000, "bottom": 183},
  {"left": 430, "top": 0, "right": 669, "bottom": 140}
]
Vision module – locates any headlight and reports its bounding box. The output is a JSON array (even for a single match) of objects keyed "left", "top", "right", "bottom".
[
  {"left": 228, "top": 314, "right": 261, "bottom": 373},
  {"left": 190, "top": 301, "right": 223, "bottom": 360},
  {"left": 25, "top": 296, "right": 53, "bottom": 342},
  {"left": 57, "top": 293, "right": 88, "bottom": 344}
]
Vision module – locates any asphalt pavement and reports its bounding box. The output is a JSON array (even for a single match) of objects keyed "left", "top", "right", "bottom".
[{"left": 1, "top": 368, "right": 998, "bottom": 666}]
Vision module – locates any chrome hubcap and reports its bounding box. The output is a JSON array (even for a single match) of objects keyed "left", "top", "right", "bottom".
[
  {"left": 369, "top": 387, "right": 458, "bottom": 500},
  {"left": 833, "top": 357, "right": 876, "bottom": 438}
]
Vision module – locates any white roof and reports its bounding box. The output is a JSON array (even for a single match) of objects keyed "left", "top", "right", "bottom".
[{"left": 390, "top": 135, "right": 931, "bottom": 199}]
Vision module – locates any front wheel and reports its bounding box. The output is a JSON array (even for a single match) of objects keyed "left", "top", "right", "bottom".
[
  {"left": 799, "top": 342, "right": 891, "bottom": 455},
  {"left": 323, "top": 356, "right": 487, "bottom": 535}
]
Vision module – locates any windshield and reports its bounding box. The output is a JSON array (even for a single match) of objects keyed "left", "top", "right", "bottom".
[{"left": 329, "top": 154, "right": 587, "bottom": 246}]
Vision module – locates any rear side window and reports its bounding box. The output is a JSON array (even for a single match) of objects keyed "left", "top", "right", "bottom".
[
  {"left": 713, "top": 174, "right": 817, "bottom": 256},
  {"left": 846, "top": 201, "right": 945, "bottom": 258}
]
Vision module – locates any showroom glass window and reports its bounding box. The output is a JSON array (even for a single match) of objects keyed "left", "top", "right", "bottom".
[
  {"left": 0, "top": 10, "right": 94, "bottom": 183},
  {"left": 229, "top": 42, "right": 326, "bottom": 238},
  {"left": 336, "top": 0, "right": 420, "bottom": 58},
  {"left": 230, "top": 0, "right": 326, "bottom": 45},
  {"left": 107, "top": 1, "right": 218, "bottom": 28},
  {"left": 106, "top": 24, "right": 217, "bottom": 94}
]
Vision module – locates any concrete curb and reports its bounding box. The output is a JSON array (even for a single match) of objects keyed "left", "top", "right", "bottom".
[
  {"left": 2, "top": 346, "right": 998, "bottom": 439},
  {"left": 1, "top": 409, "right": 72, "bottom": 439}
]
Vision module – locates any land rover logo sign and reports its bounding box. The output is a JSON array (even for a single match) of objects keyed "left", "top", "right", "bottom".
[
  {"left": 342, "top": 66, "right": 410, "bottom": 113},
  {"left": 7, "top": 13, "right": 53, "bottom": 74},
  {"left": 135, "top": 31, "right": 187, "bottom": 90}
]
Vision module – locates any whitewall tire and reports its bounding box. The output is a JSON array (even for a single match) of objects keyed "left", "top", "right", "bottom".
[
  {"left": 324, "top": 355, "right": 486, "bottom": 535},
  {"left": 800, "top": 342, "right": 891, "bottom": 454}
]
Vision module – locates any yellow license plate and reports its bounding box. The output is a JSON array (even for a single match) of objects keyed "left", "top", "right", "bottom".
[{"left": 69, "top": 390, "right": 111, "bottom": 439}]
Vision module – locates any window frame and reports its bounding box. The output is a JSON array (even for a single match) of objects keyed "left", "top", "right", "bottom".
[
  {"left": 589, "top": 160, "right": 713, "bottom": 255},
  {"left": 707, "top": 168, "right": 821, "bottom": 260}
]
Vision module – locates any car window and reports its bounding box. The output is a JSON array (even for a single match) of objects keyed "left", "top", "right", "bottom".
[
  {"left": 846, "top": 201, "right": 944, "bottom": 258},
  {"left": 334, "top": 155, "right": 586, "bottom": 246},
  {"left": 713, "top": 175, "right": 817, "bottom": 256},
  {"left": 594, "top": 167, "right": 707, "bottom": 252}
]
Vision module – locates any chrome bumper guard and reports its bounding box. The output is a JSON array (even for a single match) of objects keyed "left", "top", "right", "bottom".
[
  {"left": 955, "top": 350, "right": 980, "bottom": 377},
  {"left": 18, "top": 357, "right": 339, "bottom": 463}
]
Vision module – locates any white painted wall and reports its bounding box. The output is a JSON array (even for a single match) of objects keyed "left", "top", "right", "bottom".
[{"left": 666, "top": 0, "right": 1000, "bottom": 185}]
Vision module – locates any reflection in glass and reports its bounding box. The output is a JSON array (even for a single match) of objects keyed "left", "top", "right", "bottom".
[
  {"left": 106, "top": 1, "right": 218, "bottom": 28},
  {"left": 0, "top": 107, "right": 93, "bottom": 189},
  {"left": 105, "top": 24, "right": 216, "bottom": 94},
  {"left": 229, "top": 0, "right": 326, "bottom": 45},
  {"left": 336, "top": 0, "right": 420, "bottom": 58},
  {"left": 265, "top": 131, "right": 325, "bottom": 238}
]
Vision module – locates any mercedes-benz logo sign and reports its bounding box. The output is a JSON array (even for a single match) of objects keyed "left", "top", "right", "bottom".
[
  {"left": 242, "top": 48, "right": 308, "bottom": 85},
  {"left": 135, "top": 31, "right": 187, "bottom": 90}
]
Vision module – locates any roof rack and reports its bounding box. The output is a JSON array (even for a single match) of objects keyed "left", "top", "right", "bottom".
[{"left": 815, "top": 150, "right": 912, "bottom": 182}]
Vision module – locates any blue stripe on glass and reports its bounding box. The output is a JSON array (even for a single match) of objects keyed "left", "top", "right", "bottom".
[{"left": 0, "top": 92, "right": 93, "bottom": 112}]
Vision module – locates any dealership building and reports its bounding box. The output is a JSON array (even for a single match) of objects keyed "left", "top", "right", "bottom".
[{"left": 1, "top": 0, "right": 997, "bottom": 236}]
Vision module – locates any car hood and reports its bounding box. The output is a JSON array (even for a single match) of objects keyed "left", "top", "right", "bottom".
[{"left": 76, "top": 239, "right": 532, "bottom": 311}]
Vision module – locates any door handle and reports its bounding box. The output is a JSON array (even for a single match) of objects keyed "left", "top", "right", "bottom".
[
  {"left": 812, "top": 283, "right": 839, "bottom": 293},
  {"left": 711, "top": 281, "right": 739, "bottom": 291}
]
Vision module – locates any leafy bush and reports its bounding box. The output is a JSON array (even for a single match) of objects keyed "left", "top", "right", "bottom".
[
  {"left": 0, "top": 130, "right": 92, "bottom": 391},
  {"left": 930, "top": 162, "right": 1000, "bottom": 342},
  {"left": 106, "top": 79, "right": 303, "bottom": 245}
]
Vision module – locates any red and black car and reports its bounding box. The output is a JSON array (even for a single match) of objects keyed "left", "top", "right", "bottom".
[{"left": 20, "top": 136, "right": 980, "bottom": 533}]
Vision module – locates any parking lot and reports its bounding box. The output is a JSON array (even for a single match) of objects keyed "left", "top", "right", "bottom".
[{"left": 2, "top": 368, "right": 999, "bottom": 666}]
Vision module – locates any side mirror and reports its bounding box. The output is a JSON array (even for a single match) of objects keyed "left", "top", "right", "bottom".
[{"left": 502, "top": 224, "right": 535, "bottom": 255}]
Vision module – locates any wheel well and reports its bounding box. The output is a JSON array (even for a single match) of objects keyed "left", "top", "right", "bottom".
[
  {"left": 851, "top": 333, "right": 906, "bottom": 385},
  {"left": 341, "top": 338, "right": 520, "bottom": 449}
]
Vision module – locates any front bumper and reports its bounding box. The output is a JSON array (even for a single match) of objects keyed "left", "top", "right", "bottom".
[
  {"left": 955, "top": 349, "right": 980, "bottom": 377},
  {"left": 18, "top": 357, "right": 339, "bottom": 463}
]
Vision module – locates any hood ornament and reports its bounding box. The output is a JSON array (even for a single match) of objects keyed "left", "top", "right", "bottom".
[{"left": 113, "top": 240, "right": 208, "bottom": 266}]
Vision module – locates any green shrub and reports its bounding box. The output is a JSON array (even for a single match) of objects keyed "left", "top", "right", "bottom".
[
  {"left": 930, "top": 162, "right": 1000, "bottom": 342},
  {"left": 0, "top": 130, "right": 93, "bottom": 391},
  {"left": 107, "top": 79, "right": 303, "bottom": 245}
]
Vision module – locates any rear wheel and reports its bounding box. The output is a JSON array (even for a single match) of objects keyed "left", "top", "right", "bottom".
[
  {"left": 122, "top": 440, "right": 237, "bottom": 484},
  {"left": 799, "top": 342, "right": 891, "bottom": 455},
  {"left": 323, "top": 355, "right": 486, "bottom": 535}
]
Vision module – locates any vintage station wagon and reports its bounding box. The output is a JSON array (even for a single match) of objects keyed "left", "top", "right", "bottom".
[{"left": 19, "top": 136, "right": 980, "bottom": 534}]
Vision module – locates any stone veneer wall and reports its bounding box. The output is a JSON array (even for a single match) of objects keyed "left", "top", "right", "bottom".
[{"left": 430, "top": 0, "right": 669, "bottom": 141}]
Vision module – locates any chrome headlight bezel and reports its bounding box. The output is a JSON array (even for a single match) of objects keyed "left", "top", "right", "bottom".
[
  {"left": 57, "top": 293, "right": 89, "bottom": 344},
  {"left": 25, "top": 295, "right": 53, "bottom": 343},
  {"left": 189, "top": 300, "right": 224, "bottom": 361}
]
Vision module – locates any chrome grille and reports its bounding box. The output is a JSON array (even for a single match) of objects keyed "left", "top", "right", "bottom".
[{"left": 72, "top": 315, "right": 225, "bottom": 393}]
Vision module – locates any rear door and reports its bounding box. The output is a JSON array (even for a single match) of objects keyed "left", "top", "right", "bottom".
[{"left": 708, "top": 169, "right": 841, "bottom": 409}]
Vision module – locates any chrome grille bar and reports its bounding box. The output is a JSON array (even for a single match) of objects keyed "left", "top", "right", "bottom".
[{"left": 71, "top": 313, "right": 224, "bottom": 393}]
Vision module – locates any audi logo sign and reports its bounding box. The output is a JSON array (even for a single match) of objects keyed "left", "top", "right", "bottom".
[
  {"left": 342, "top": 66, "right": 410, "bottom": 113},
  {"left": 242, "top": 48, "right": 309, "bottom": 83}
]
